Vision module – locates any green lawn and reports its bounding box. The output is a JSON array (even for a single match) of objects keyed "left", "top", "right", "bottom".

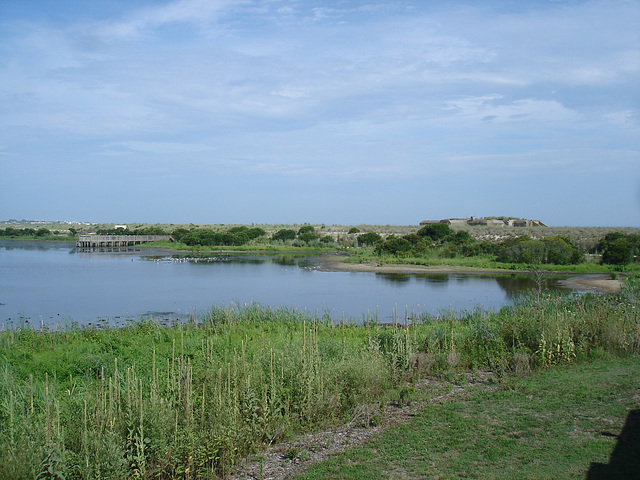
[{"left": 297, "top": 356, "right": 640, "bottom": 479}]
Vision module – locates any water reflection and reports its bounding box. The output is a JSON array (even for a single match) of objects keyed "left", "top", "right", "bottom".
[
  {"left": 494, "top": 274, "right": 568, "bottom": 298},
  {"left": 0, "top": 240, "right": 581, "bottom": 327},
  {"left": 1, "top": 240, "right": 72, "bottom": 251},
  {"left": 376, "top": 271, "right": 571, "bottom": 297}
]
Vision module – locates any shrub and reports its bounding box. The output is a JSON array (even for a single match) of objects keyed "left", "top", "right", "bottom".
[
  {"left": 297, "top": 225, "right": 315, "bottom": 236},
  {"left": 272, "top": 229, "right": 296, "bottom": 242},
  {"left": 357, "top": 232, "right": 382, "bottom": 246},
  {"left": 376, "top": 236, "right": 413, "bottom": 255},
  {"left": 402, "top": 233, "right": 421, "bottom": 245},
  {"left": 417, "top": 223, "right": 452, "bottom": 241},
  {"left": 170, "top": 227, "right": 190, "bottom": 241},
  {"left": 597, "top": 232, "right": 639, "bottom": 265},
  {"left": 495, "top": 235, "right": 582, "bottom": 265}
]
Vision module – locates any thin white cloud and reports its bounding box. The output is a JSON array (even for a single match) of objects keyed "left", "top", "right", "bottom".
[
  {"left": 442, "top": 96, "right": 578, "bottom": 124},
  {"left": 107, "top": 141, "right": 213, "bottom": 155},
  {"left": 603, "top": 110, "right": 640, "bottom": 130},
  {"left": 92, "top": 0, "right": 246, "bottom": 40},
  {"left": 1, "top": 0, "right": 639, "bottom": 226}
]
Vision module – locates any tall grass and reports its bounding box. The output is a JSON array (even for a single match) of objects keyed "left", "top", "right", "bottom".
[{"left": 1, "top": 279, "right": 638, "bottom": 479}]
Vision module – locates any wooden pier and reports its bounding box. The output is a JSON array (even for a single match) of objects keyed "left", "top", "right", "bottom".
[{"left": 76, "top": 235, "right": 173, "bottom": 248}]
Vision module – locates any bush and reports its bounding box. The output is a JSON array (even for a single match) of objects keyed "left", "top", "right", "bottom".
[
  {"left": 402, "top": 233, "right": 422, "bottom": 245},
  {"left": 376, "top": 236, "right": 413, "bottom": 255},
  {"left": 417, "top": 223, "right": 452, "bottom": 241},
  {"left": 357, "top": 232, "right": 383, "bottom": 247},
  {"left": 597, "top": 232, "right": 639, "bottom": 265},
  {"left": 180, "top": 227, "right": 265, "bottom": 247},
  {"left": 495, "top": 235, "right": 582, "bottom": 265},
  {"left": 298, "top": 232, "right": 317, "bottom": 243},
  {"left": 170, "top": 228, "right": 190, "bottom": 241},
  {"left": 297, "top": 225, "right": 315, "bottom": 236},
  {"left": 272, "top": 229, "right": 296, "bottom": 242}
]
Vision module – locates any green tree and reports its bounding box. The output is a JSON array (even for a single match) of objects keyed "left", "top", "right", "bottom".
[
  {"left": 297, "top": 225, "right": 315, "bottom": 236},
  {"left": 602, "top": 237, "right": 635, "bottom": 265},
  {"left": 298, "top": 232, "right": 317, "bottom": 243},
  {"left": 417, "top": 223, "right": 452, "bottom": 241},
  {"left": 245, "top": 227, "right": 266, "bottom": 240},
  {"left": 402, "top": 233, "right": 421, "bottom": 245},
  {"left": 496, "top": 236, "right": 583, "bottom": 265},
  {"left": 376, "top": 236, "right": 412, "bottom": 255},
  {"left": 357, "top": 232, "right": 382, "bottom": 246},
  {"left": 272, "top": 229, "right": 296, "bottom": 242},
  {"left": 542, "top": 237, "right": 583, "bottom": 265},
  {"left": 171, "top": 228, "right": 191, "bottom": 242}
]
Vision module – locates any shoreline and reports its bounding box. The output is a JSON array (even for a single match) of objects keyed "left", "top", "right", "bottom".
[
  {"left": 3, "top": 239, "right": 623, "bottom": 294},
  {"left": 314, "top": 255, "right": 622, "bottom": 294},
  {"left": 314, "top": 255, "right": 507, "bottom": 274}
]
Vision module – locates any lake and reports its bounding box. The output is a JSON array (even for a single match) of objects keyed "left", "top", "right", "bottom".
[{"left": 0, "top": 240, "right": 576, "bottom": 328}]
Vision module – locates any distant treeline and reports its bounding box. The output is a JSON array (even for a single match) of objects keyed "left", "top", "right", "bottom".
[
  {"left": 3, "top": 224, "right": 638, "bottom": 266},
  {"left": 173, "top": 226, "right": 267, "bottom": 247},
  {"left": 95, "top": 226, "right": 167, "bottom": 236},
  {"left": 0, "top": 227, "right": 67, "bottom": 238},
  {"left": 172, "top": 224, "right": 335, "bottom": 248}
]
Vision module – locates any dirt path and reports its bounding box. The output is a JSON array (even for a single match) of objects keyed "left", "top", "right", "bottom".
[{"left": 228, "top": 372, "right": 495, "bottom": 480}]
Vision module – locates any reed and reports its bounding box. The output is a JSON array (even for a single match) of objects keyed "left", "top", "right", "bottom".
[{"left": 0, "top": 278, "right": 638, "bottom": 479}]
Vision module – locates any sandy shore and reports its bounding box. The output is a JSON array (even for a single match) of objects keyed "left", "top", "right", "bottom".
[{"left": 315, "top": 256, "right": 622, "bottom": 294}]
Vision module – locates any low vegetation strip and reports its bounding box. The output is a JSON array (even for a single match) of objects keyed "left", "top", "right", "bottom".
[
  {"left": 296, "top": 356, "right": 640, "bottom": 480},
  {"left": 0, "top": 277, "right": 638, "bottom": 479},
  {"left": 3, "top": 222, "right": 640, "bottom": 273}
]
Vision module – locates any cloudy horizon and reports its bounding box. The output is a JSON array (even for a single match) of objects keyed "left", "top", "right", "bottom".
[{"left": 1, "top": 0, "right": 639, "bottom": 227}]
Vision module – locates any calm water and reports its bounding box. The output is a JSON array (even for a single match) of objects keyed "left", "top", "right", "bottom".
[{"left": 0, "top": 240, "right": 574, "bottom": 328}]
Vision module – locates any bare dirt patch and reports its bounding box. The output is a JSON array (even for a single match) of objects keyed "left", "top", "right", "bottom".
[{"left": 560, "top": 275, "right": 621, "bottom": 294}]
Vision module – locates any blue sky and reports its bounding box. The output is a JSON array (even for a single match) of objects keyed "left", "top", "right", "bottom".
[{"left": 1, "top": 0, "right": 638, "bottom": 227}]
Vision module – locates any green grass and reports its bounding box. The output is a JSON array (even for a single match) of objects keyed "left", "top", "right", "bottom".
[
  {"left": 296, "top": 356, "right": 640, "bottom": 480},
  {"left": 346, "top": 252, "right": 640, "bottom": 274}
]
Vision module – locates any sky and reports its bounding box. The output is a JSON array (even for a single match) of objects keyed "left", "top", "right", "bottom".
[{"left": 1, "top": 0, "right": 639, "bottom": 227}]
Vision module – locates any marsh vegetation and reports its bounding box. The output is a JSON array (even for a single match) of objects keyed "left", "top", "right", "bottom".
[{"left": 1, "top": 275, "right": 638, "bottom": 479}]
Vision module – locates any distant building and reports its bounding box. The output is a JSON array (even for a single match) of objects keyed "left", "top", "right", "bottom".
[
  {"left": 487, "top": 219, "right": 507, "bottom": 226},
  {"left": 420, "top": 217, "right": 545, "bottom": 227},
  {"left": 441, "top": 218, "right": 469, "bottom": 225}
]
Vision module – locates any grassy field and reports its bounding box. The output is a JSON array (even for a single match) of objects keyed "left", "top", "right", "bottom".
[{"left": 296, "top": 356, "right": 640, "bottom": 480}]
